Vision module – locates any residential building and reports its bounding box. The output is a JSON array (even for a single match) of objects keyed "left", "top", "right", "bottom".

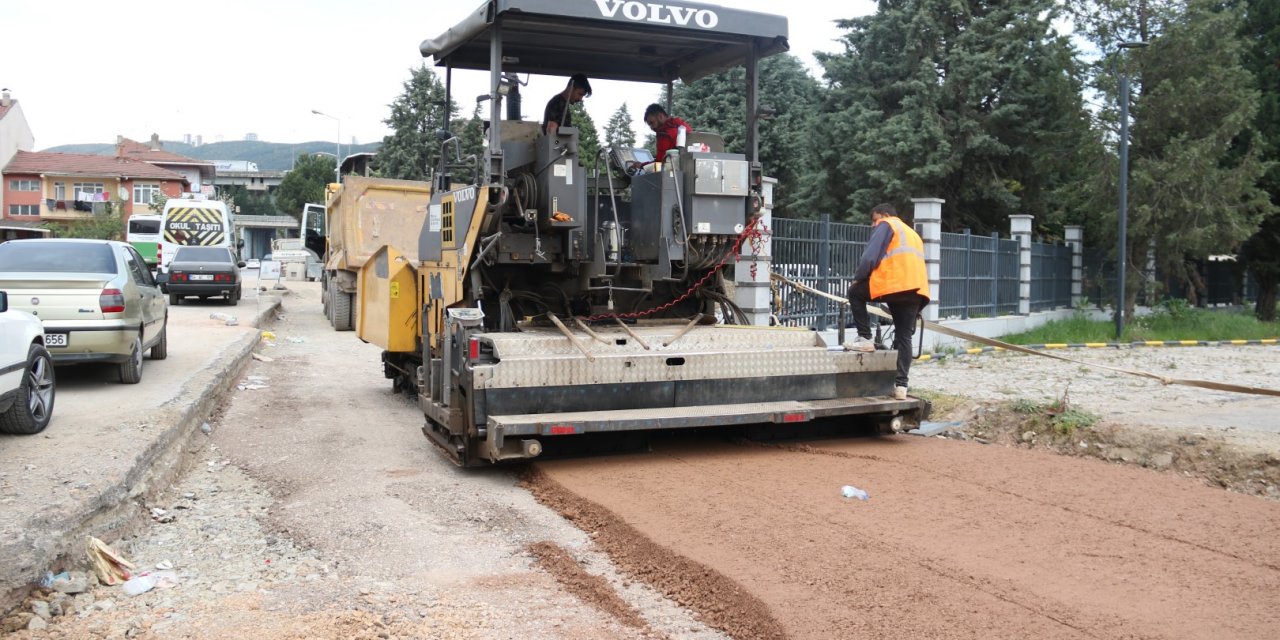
[
  {"left": 0, "top": 89, "right": 39, "bottom": 239},
  {"left": 2, "top": 151, "right": 189, "bottom": 235},
  {"left": 115, "top": 134, "right": 216, "bottom": 194}
]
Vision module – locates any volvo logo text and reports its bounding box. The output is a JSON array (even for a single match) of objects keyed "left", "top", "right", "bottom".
[{"left": 593, "top": 0, "right": 719, "bottom": 29}]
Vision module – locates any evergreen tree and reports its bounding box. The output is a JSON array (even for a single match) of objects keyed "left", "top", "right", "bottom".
[
  {"left": 569, "top": 103, "right": 602, "bottom": 169},
  {"left": 604, "top": 104, "right": 637, "bottom": 150},
  {"left": 1075, "top": 0, "right": 1272, "bottom": 311},
  {"left": 376, "top": 65, "right": 456, "bottom": 181},
  {"left": 277, "top": 154, "right": 333, "bottom": 220},
  {"left": 452, "top": 104, "right": 487, "bottom": 184},
  {"left": 670, "top": 54, "right": 822, "bottom": 217},
  {"left": 807, "top": 0, "right": 1094, "bottom": 230},
  {"left": 1237, "top": 0, "right": 1280, "bottom": 320}
]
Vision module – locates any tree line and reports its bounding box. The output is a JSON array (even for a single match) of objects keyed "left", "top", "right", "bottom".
[{"left": 370, "top": 0, "right": 1278, "bottom": 320}]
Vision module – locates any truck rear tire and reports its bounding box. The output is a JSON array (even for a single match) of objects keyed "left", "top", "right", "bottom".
[{"left": 332, "top": 289, "right": 354, "bottom": 332}]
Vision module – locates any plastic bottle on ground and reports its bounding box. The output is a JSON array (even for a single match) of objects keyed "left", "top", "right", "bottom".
[
  {"left": 122, "top": 574, "right": 157, "bottom": 596},
  {"left": 841, "top": 485, "right": 869, "bottom": 500}
]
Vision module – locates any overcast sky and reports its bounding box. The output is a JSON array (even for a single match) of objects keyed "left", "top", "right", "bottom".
[{"left": 4, "top": 0, "right": 873, "bottom": 152}]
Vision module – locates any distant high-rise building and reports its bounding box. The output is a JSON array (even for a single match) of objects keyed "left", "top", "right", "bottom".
[
  {"left": 195, "top": 135, "right": 204, "bottom": 146},
  {"left": 350, "top": 136, "right": 359, "bottom": 146},
  {"left": 183, "top": 134, "right": 192, "bottom": 145},
  {"left": 245, "top": 133, "right": 258, "bottom": 141}
]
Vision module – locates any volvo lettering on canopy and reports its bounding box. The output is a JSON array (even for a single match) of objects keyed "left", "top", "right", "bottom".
[{"left": 593, "top": 0, "right": 719, "bottom": 28}]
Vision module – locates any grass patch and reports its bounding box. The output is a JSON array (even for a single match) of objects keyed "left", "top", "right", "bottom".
[
  {"left": 912, "top": 389, "right": 967, "bottom": 417},
  {"left": 999, "top": 301, "right": 1279, "bottom": 344}
]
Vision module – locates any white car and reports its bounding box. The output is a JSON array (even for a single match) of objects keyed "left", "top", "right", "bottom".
[{"left": 0, "top": 290, "right": 55, "bottom": 434}]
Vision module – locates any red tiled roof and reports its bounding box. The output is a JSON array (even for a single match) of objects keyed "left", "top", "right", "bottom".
[
  {"left": 2, "top": 151, "right": 187, "bottom": 181},
  {"left": 116, "top": 138, "right": 213, "bottom": 166}
]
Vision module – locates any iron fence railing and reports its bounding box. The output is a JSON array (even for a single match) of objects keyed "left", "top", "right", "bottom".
[{"left": 1031, "top": 241, "right": 1073, "bottom": 312}]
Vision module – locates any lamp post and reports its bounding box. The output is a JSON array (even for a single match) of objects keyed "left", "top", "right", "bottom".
[
  {"left": 1115, "top": 40, "right": 1147, "bottom": 340},
  {"left": 310, "top": 110, "right": 341, "bottom": 184}
]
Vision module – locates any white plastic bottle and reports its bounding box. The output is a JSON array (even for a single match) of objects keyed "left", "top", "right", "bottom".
[
  {"left": 122, "top": 574, "right": 157, "bottom": 596},
  {"left": 840, "top": 485, "right": 869, "bottom": 500},
  {"left": 676, "top": 125, "right": 687, "bottom": 149}
]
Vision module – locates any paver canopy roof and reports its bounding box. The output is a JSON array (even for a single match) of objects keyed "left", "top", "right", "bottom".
[{"left": 421, "top": 0, "right": 789, "bottom": 84}]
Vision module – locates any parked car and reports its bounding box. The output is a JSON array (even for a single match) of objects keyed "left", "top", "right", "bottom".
[
  {"left": 0, "top": 239, "right": 168, "bottom": 384},
  {"left": 0, "top": 290, "right": 55, "bottom": 434},
  {"left": 166, "top": 246, "right": 245, "bottom": 306},
  {"left": 245, "top": 258, "right": 261, "bottom": 269}
]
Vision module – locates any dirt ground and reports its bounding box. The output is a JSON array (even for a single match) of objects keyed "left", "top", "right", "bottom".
[{"left": 5, "top": 287, "right": 1279, "bottom": 639}]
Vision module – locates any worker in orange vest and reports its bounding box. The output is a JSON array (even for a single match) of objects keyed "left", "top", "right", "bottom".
[{"left": 846, "top": 203, "right": 931, "bottom": 400}]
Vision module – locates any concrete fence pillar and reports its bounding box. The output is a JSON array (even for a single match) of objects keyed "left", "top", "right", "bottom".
[
  {"left": 1064, "top": 225, "right": 1084, "bottom": 308},
  {"left": 1010, "top": 214, "right": 1034, "bottom": 315},
  {"left": 911, "top": 198, "right": 943, "bottom": 323},
  {"left": 735, "top": 177, "right": 774, "bottom": 326}
]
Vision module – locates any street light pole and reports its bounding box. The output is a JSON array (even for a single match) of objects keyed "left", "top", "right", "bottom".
[
  {"left": 310, "top": 110, "right": 341, "bottom": 184},
  {"left": 1115, "top": 41, "right": 1147, "bottom": 340}
]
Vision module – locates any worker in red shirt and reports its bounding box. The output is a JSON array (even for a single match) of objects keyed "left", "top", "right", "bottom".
[{"left": 630, "top": 103, "right": 692, "bottom": 171}]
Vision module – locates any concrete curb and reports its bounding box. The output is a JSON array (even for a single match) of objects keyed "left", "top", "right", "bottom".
[
  {"left": 0, "top": 294, "right": 284, "bottom": 613},
  {"left": 917, "top": 338, "right": 1279, "bottom": 362}
]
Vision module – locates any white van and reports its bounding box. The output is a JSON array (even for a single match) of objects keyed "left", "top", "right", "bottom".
[{"left": 159, "top": 198, "right": 234, "bottom": 273}]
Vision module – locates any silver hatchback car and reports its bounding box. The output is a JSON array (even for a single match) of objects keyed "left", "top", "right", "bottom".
[{"left": 0, "top": 239, "right": 168, "bottom": 383}]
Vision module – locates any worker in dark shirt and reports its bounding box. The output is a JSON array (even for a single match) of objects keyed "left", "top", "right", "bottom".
[
  {"left": 630, "top": 103, "right": 692, "bottom": 171},
  {"left": 845, "top": 203, "right": 931, "bottom": 400},
  {"left": 542, "top": 74, "right": 592, "bottom": 135}
]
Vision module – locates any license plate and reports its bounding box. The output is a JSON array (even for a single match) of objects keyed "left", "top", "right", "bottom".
[
  {"left": 45, "top": 333, "right": 68, "bottom": 347},
  {"left": 191, "top": 274, "right": 214, "bottom": 281}
]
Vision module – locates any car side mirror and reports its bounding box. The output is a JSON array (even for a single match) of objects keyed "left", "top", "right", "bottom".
[
  {"left": 237, "top": 261, "right": 247, "bottom": 268},
  {"left": 0, "top": 291, "right": 7, "bottom": 313}
]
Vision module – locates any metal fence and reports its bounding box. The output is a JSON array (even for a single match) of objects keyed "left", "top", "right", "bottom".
[
  {"left": 771, "top": 216, "right": 870, "bottom": 329},
  {"left": 771, "top": 216, "right": 1074, "bottom": 327},
  {"left": 937, "top": 231, "right": 1020, "bottom": 319},
  {"left": 1082, "top": 249, "right": 1259, "bottom": 308},
  {"left": 1031, "top": 241, "right": 1073, "bottom": 312}
]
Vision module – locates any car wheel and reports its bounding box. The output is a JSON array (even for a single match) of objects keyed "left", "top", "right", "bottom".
[
  {"left": 0, "top": 343, "right": 55, "bottom": 435},
  {"left": 149, "top": 324, "right": 168, "bottom": 360},
  {"left": 170, "top": 293, "right": 181, "bottom": 306},
  {"left": 118, "top": 334, "right": 144, "bottom": 384}
]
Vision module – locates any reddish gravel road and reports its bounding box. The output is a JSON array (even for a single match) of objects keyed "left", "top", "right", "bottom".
[{"left": 532, "top": 432, "right": 1280, "bottom": 640}]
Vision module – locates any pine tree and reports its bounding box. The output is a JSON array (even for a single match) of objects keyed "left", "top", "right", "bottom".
[
  {"left": 376, "top": 65, "right": 456, "bottom": 181},
  {"left": 670, "top": 54, "right": 822, "bottom": 217},
  {"left": 603, "top": 104, "right": 636, "bottom": 150},
  {"left": 1075, "top": 0, "right": 1272, "bottom": 310},
  {"left": 1237, "top": 0, "right": 1280, "bottom": 320},
  {"left": 807, "top": 0, "right": 1095, "bottom": 230},
  {"left": 569, "top": 103, "right": 602, "bottom": 169}
]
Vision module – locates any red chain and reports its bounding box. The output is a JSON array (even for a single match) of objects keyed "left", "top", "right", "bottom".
[{"left": 585, "top": 217, "right": 768, "bottom": 322}]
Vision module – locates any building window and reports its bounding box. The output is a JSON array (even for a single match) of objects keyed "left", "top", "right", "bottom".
[
  {"left": 9, "top": 204, "right": 39, "bottom": 216},
  {"left": 73, "top": 182, "right": 105, "bottom": 200},
  {"left": 8, "top": 179, "right": 40, "bottom": 191},
  {"left": 54, "top": 182, "right": 65, "bottom": 200},
  {"left": 133, "top": 183, "right": 161, "bottom": 205}
]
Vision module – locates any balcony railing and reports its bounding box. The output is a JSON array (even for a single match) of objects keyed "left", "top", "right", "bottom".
[{"left": 43, "top": 199, "right": 111, "bottom": 216}]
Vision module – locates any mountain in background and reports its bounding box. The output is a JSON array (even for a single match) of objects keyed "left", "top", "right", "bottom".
[{"left": 40, "top": 140, "right": 382, "bottom": 172}]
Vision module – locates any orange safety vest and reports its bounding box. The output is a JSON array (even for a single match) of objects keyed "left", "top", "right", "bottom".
[{"left": 869, "top": 216, "right": 931, "bottom": 302}]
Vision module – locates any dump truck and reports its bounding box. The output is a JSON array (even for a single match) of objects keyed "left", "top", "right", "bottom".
[
  {"left": 320, "top": 177, "right": 432, "bottom": 331},
  {"left": 355, "top": 0, "right": 926, "bottom": 466}
]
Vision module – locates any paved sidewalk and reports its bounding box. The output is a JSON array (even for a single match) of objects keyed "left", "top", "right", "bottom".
[{"left": 0, "top": 284, "right": 288, "bottom": 611}]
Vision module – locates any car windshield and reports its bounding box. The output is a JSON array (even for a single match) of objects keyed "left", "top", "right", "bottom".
[
  {"left": 0, "top": 242, "right": 118, "bottom": 274},
  {"left": 173, "top": 247, "right": 231, "bottom": 262}
]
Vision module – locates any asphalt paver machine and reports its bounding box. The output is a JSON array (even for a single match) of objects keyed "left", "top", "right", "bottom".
[{"left": 360, "top": 0, "right": 926, "bottom": 465}]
